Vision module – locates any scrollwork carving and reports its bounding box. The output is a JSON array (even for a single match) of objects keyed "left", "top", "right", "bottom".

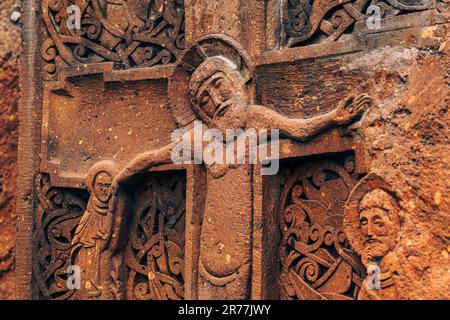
[
  {"left": 124, "top": 173, "right": 186, "bottom": 300},
  {"left": 33, "top": 173, "right": 88, "bottom": 300},
  {"left": 280, "top": 155, "right": 365, "bottom": 300},
  {"left": 283, "top": 0, "right": 436, "bottom": 47},
  {"left": 41, "top": 0, "right": 185, "bottom": 80}
]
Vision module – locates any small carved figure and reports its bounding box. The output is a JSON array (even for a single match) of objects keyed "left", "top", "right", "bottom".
[
  {"left": 111, "top": 37, "right": 371, "bottom": 299},
  {"left": 71, "top": 160, "right": 121, "bottom": 299},
  {"left": 344, "top": 173, "right": 401, "bottom": 300}
]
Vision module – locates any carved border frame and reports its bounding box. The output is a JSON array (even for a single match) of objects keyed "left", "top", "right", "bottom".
[{"left": 17, "top": 0, "right": 41, "bottom": 299}]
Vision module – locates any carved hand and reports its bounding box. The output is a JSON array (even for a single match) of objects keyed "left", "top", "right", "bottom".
[
  {"left": 362, "top": 249, "right": 376, "bottom": 268},
  {"left": 335, "top": 93, "right": 371, "bottom": 126},
  {"left": 96, "top": 229, "right": 109, "bottom": 241}
]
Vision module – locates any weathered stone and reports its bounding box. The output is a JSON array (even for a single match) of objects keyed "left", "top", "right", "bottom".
[{"left": 12, "top": 0, "right": 450, "bottom": 300}]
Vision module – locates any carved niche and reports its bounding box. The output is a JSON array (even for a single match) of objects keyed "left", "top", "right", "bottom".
[
  {"left": 344, "top": 173, "right": 401, "bottom": 300},
  {"left": 33, "top": 173, "right": 88, "bottom": 300},
  {"left": 124, "top": 171, "right": 186, "bottom": 300},
  {"left": 283, "top": 0, "right": 437, "bottom": 47},
  {"left": 33, "top": 166, "right": 187, "bottom": 300},
  {"left": 279, "top": 154, "right": 366, "bottom": 300},
  {"left": 41, "top": 0, "right": 185, "bottom": 80}
]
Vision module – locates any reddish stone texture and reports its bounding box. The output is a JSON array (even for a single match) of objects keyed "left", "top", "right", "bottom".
[
  {"left": 353, "top": 38, "right": 450, "bottom": 299},
  {"left": 0, "top": 66, "right": 18, "bottom": 300},
  {"left": 0, "top": 0, "right": 20, "bottom": 300}
]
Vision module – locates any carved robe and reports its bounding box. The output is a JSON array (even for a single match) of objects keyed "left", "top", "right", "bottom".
[
  {"left": 71, "top": 196, "right": 114, "bottom": 299},
  {"left": 358, "top": 271, "right": 398, "bottom": 300},
  {"left": 357, "top": 252, "right": 400, "bottom": 300}
]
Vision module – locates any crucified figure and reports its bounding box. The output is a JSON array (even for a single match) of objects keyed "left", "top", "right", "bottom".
[{"left": 111, "top": 56, "right": 371, "bottom": 299}]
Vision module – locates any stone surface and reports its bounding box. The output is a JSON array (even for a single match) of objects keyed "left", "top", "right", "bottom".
[
  {"left": 0, "top": 0, "right": 20, "bottom": 300},
  {"left": 355, "top": 46, "right": 450, "bottom": 299}
]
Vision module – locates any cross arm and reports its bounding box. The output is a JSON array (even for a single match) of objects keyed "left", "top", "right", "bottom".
[{"left": 246, "top": 93, "right": 371, "bottom": 141}]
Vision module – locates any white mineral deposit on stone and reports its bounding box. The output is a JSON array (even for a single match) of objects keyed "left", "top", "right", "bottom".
[{"left": 10, "top": 11, "right": 21, "bottom": 23}]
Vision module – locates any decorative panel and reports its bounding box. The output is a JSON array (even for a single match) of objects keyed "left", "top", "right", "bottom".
[
  {"left": 41, "top": 0, "right": 186, "bottom": 80},
  {"left": 279, "top": 154, "right": 365, "bottom": 300},
  {"left": 124, "top": 171, "right": 186, "bottom": 300},
  {"left": 283, "top": 0, "right": 436, "bottom": 47}
]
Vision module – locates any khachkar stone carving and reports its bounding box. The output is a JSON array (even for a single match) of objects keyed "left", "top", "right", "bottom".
[
  {"left": 279, "top": 155, "right": 366, "bottom": 300},
  {"left": 283, "top": 0, "right": 437, "bottom": 47},
  {"left": 33, "top": 173, "right": 88, "bottom": 300},
  {"left": 70, "top": 160, "right": 125, "bottom": 299},
  {"left": 124, "top": 173, "right": 186, "bottom": 300},
  {"left": 41, "top": 0, "right": 185, "bottom": 80},
  {"left": 344, "top": 173, "right": 401, "bottom": 300},
  {"left": 110, "top": 35, "right": 372, "bottom": 299}
]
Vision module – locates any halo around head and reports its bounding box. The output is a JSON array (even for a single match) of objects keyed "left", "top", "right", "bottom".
[
  {"left": 85, "top": 160, "right": 119, "bottom": 192},
  {"left": 188, "top": 56, "right": 240, "bottom": 98},
  {"left": 168, "top": 34, "right": 254, "bottom": 130},
  {"left": 343, "top": 173, "right": 400, "bottom": 255}
]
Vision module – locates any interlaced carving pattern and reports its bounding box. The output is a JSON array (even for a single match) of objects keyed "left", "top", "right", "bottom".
[
  {"left": 280, "top": 156, "right": 366, "bottom": 300},
  {"left": 41, "top": 0, "right": 185, "bottom": 80},
  {"left": 33, "top": 173, "right": 88, "bottom": 300},
  {"left": 284, "top": 0, "right": 436, "bottom": 47},
  {"left": 124, "top": 173, "right": 186, "bottom": 300}
]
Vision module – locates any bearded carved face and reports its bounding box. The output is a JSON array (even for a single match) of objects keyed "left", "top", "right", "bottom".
[
  {"left": 93, "top": 171, "right": 113, "bottom": 203},
  {"left": 358, "top": 189, "right": 399, "bottom": 266},
  {"left": 195, "top": 71, "right": 237, "bottom": 119},
  {"left": 189, "top": 57, "right": 248, "bottom": 134}
]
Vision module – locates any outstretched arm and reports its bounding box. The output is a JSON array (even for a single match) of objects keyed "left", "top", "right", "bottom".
[
  {"left": 113, "top": 139, "right": 181, "bottom": 187},
  {"left": 246, "top": 93, "right": 371, "bottom": 141},
  {"left": 108, "top": 138, "right": 181, "bottom": 213}
]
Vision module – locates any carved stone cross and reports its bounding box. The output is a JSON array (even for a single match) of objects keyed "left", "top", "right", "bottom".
[{"left": 18, "top": 0, "right": 441, "bottom": 300}]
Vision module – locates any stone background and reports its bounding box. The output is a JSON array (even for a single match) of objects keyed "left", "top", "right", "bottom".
[
  {"left": 352, "top": 33, "right": 450, "bottom": 298},
  {"left": 0, "top": 0, "right": 20, "bottom": 300}
]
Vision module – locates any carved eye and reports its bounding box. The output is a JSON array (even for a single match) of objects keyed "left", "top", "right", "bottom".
[
  {"left": 201, "top": 95, "right": 211, "bottom": 106},
  {"left": 375, "top": 221, "right": 384, "bottom": 228},
  {"left": 373, "top": 215, "right": 384, "bottom": 228},
  {"left": 360, "top": 218, "right": 368, "bottom": 226},
  {"left": 105, "top": 183, "right": 112, "bottom": 188},
  {"left": 214, "top": 78, "right": 223, "bottom": 88}
]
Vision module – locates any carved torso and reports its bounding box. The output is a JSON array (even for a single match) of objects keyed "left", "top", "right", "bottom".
[{"left": 199, "top": 164, "right": 252, "bottom": 298}]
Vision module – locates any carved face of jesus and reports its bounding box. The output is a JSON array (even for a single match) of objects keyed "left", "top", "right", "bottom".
[
  {"left": 359, "top": 189, "right": 398, "bottom": 265},
  {"left": 189, "top": 57, "right": 248, "bottom": 134},
  {"left": 93, "top": 171, "right": 112, "bottom": 203},
  {"left": 196, "top": 71, "right": 236, "bottom": 119}
]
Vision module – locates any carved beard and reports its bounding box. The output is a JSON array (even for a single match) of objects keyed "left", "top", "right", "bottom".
[{"left": 362, "top": 239, "right": 391, "bottom": 267}]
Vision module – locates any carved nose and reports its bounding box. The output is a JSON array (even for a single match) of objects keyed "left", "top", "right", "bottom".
[
  {"left": 209, "top": 90, "right": 222, "bottom": 107},
  {"left": 367, "top": 224, "right": 375, "bottom": 236}
]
